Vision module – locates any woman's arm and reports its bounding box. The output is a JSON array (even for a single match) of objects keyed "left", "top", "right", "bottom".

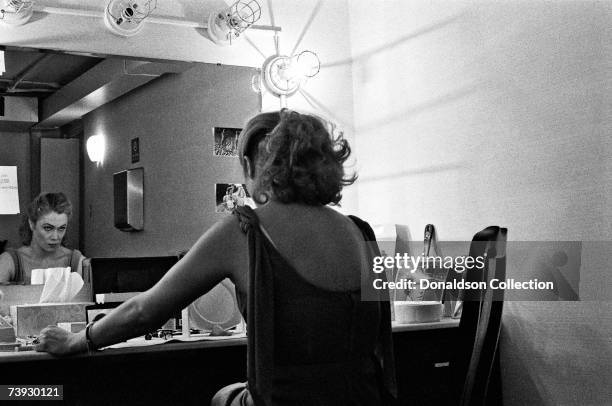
[
  {"left": 36, "top": 215, "right": 247, "bottom": 354},
  {"left": 0, "top": 252, "right": 15, "bottom": 284}
]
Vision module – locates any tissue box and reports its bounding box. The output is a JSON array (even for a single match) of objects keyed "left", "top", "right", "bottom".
[
  {"left": 0, "top": 317, "right": 16, "bottom": 343},
  {"left": 58, "top": 322, "right": 86, "bottom": 333},
  {"left": 10, "top": 302, "right": 93, "bottom": 338},
  {"left": 0, "top": 284, "right": 93, "bottom": 317}
]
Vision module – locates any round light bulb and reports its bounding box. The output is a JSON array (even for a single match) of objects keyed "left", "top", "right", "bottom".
[
  {"left": 296, "top": 50, "right": 320, "bottom": 78},
  {"left": 86, "top": 135, "right": 106, "bottom": 164}
]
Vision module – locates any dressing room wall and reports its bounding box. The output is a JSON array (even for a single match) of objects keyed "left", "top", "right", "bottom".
[
  {"left": 82, "top": 63, "right": 261, "bottom": 257},
  {"left": 347, "top": 1, "right": 611, "bottom": 405}
]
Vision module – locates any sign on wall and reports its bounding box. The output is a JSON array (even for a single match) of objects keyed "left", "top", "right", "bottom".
[
  {"left": 131, "top": 137, "right": 140, "bottom": 163},
  {"left": 0, "top": 166, "right": 19, "bottom": 214}
]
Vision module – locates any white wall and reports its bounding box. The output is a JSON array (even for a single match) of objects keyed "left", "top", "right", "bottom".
[{"left": 348, "top": 1, "right": 611, "bottom": 405}]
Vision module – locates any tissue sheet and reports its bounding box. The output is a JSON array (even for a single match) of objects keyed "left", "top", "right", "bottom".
[{"left": 37, "top": 267, "right": 84, "bottom": 303}]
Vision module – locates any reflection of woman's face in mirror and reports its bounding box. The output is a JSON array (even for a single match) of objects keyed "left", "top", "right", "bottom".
[{"left": 29, "top": 211, "right": 68, "bottom": 253}]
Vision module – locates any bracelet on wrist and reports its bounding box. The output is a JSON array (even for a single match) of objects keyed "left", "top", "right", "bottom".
[{"left": 85, "top": 321, "right": 97, "bottom": 353}]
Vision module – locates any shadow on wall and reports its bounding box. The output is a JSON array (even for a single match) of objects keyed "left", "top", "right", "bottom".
[
  {"left": 505, "top": 242, "right": 581, "bottom": 301},
  {"left": 501, "top": 302, "right": 612, "bottom": 406},
  {"left": 322, "top": 11, "right": 467, "bottom": 69},
  {"left": 358, "top": 162, "right": 469, "bottom": 184},
  {"left": 354, "top": 83, "right": 480, "bottom": 133}
]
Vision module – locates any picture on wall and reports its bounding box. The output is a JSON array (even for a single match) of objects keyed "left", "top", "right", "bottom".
[
  {"left": 213, "top": 127, "right": 242, "bottom": 157},
  {"left": 215, "top": 183, "right": 254, "bottom": 213}
]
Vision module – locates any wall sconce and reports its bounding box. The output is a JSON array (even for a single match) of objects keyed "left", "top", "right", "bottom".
[
  {"left": 256, "top": 50, "right": 321, "bottom": 97},
  {"left": 207, "top": 0, "right": 261, "bottom": 46},
  {"left": 86, "top": 134, "right": 106, "bottom": 165},
  {"left": 104, "top": 0, "right": 157, "bottom": 37},
  {"left": 0, "top": 0, "right": 34, "bottom": 25}
]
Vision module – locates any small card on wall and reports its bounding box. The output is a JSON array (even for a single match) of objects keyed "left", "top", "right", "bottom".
[
  {"left": 131, "top": 137, "right": 140, "bottom": 163},
  {"left": 213, "top": 127, "right": 242, "bottom": 157},
  {"left": 215, "top": 183, "right": 254, "bottom": 213},
  {"left": 0, "top": 166, "right": 20, "bottom": 214}
]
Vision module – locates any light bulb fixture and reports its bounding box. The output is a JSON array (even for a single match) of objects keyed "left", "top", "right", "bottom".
[
  {"left": 207, "top": 0, "right": 261, "bottom": 46},
  {"left": 0, "top": 50, "right": 5, "bottom": 75},
  {"left": 104, "top": 0, "right": 157, "bottom": 37},
  {"left": 0, "top": 0, "right": 34, "bottom": 26},
  {"left": 259, "top": 50, "right": 321, "bottom": 97},
  {"left": 86, "top": 134, "right": 106, "bottom": 165}
]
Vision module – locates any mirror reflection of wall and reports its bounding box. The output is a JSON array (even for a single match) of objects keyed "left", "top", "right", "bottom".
[{"left": 80, "top": 62, "right": 261, "bottom": 258}]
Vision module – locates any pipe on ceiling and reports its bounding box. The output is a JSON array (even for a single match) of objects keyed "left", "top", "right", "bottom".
[{"left": 34, "top": 6, "right": 281, "bottom": 32}]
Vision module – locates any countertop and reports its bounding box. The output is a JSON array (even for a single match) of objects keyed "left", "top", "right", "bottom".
[{"left": 0, "top": 317, "right": 459, "bottom": 363}]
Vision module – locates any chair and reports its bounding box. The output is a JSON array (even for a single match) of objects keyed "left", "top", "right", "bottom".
[{"left": 453, "top": 226, "right": 507, "bottom": 406}]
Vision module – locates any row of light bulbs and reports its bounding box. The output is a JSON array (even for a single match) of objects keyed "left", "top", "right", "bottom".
[
  {"left": 0, "top": 0, "right": 259, "bottom": 44},
  {"left": 1, "top": 0, "right": 321, "bottom": 99},
  {"left": 3, "top": 0, "right": 324, "bottom": 165}
]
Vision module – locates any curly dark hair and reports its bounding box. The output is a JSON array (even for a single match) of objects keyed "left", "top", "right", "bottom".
[
  {"left": 19, "top": 192, "right": 72, "bottom": 246},
  {"left": 238, "top": 110, "right": 356, "bottom": 206}
]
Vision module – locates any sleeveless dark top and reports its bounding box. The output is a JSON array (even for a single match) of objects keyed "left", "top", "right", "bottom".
[
  {"left": 233, "top": 206, "right": 396, "bottom": 406},
  {"left": 5, "top": 248, "right": 81, "bottom": 284}
]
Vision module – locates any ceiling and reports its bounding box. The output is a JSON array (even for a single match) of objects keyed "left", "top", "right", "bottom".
[
  {"left": 0, "top": 46, "right": 103, "bottom": 99},
  {"left": 0, "top": 46, "right": 194, "bottom": 130}
]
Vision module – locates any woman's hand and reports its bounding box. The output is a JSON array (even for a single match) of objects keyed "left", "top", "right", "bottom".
[{"left": 34, "top": 326, "right": 87, "bottom": 356}]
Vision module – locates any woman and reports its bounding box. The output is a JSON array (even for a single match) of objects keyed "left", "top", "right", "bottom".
[
  {"left": 0, "top": 192, "right": 84, "bottom": 284},
  {"left": 35, "top": 110, "right": 396, "bottom": 405}
]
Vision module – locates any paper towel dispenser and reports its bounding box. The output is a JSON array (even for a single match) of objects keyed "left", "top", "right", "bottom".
[{"left": 114, "top": 168, "right": 144, "bottom": 231}]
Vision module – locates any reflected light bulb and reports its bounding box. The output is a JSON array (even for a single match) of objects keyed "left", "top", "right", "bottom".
[
  {"left": 86, "top": 134, "right": 106, "bottom": 164},
  {"left": 296, "top": 50, "right": 320, "bottom": 78}
]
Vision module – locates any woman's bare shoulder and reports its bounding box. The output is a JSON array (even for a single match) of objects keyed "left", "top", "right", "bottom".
[
  {"left": 184, "top": 213, "right": 248, "bottom": 283},
  {"left": 14, "top": 246, "right": 31, "bottom": 257},
  {"left": 195, "top": 214, "right": 247, "bottom": 256},
  {"left": 59, "top": 246, "right": 72, "bottom": 254},
  {"left": 50, "top": 246, "right": 75, "bottom": 261},
  {"left": 0, "top": 252, "right": 15, "bottom": 281},
  {"left": 60, "top": 246, "right": 83, "bottom": 257},
  {"left": 209, "top": 212, "right": 244, "bottom": 235},
  {"left": 0, "top": 251, "right": 14, "bottom": 262}
]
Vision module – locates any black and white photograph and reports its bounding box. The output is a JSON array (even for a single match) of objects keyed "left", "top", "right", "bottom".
[
  {"left": 214, "top": 183, "right": 253, "bottom": 213},
  {"left": 212, "top": 127, "right": 241, "bottom": 157},
  {"left": 0, "top": 0, "right": 609, "bottom": 405}
]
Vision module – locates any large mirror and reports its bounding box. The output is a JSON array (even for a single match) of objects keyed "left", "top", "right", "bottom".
[
  {"left": 0, "top": 0, "right": 353, "bottom": 269},
  {"left": 0, "top": 47, "right": 261, "bottom": 321}
]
